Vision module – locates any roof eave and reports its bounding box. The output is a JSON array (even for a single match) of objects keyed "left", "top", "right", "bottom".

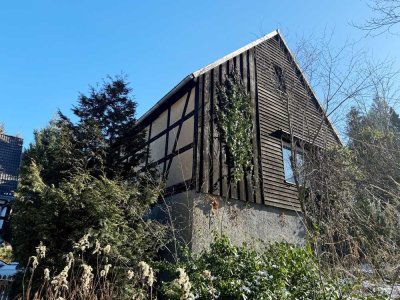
[{"left": 137, "top": 74, "right": 194, "bottom": 125}]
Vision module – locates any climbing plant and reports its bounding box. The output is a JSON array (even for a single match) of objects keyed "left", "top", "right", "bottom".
[{"left": 215, "top": 71, "right": 254, "bottom": 183}]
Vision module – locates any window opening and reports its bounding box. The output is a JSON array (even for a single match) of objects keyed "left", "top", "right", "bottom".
[
  {"left": 282, "top": 142, "right": 304, "bottom": 184},
  {"left": 274, "top": 65, "right": 286, "bottom": 92}
]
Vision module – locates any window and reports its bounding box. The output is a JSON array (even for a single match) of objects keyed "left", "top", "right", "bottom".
[
  {"left": 282, "top": 143, "right": 304, "bottom": 184},
  {"left": 274, "top": 65, "right": 286, "bottom": 92}
]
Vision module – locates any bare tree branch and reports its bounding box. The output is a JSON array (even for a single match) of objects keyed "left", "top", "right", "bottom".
[{"left": 354, "top": 0, "right": 400, "bottom": 35}]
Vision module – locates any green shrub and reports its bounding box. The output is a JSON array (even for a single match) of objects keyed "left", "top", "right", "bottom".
[
  {"left": 0, "top": 245, "right": 13, "bottom": 263},
  {"left": 162, "top": 235, "right": 389, "bottom": 300}
]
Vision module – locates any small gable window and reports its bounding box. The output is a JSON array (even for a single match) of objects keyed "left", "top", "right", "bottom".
[
  {"left": 282, "top": 142, "right": 304, "bottom": 185},
  {"left": 274, "top": 65, "right": 286, "bottom": 92}
]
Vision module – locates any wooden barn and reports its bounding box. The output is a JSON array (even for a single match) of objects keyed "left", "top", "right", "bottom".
[{"left": 138, "top": 29, "right": 340, "bottom": 250}]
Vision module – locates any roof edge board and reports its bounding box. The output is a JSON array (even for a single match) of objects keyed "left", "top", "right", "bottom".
[
  {"left": 192, "top": 30, "right": 279, "bottom": 78},
  {"left": 137, "top": 74, "right": 194, "bottom": 125}
]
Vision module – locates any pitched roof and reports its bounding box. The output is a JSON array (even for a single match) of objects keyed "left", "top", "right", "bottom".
[
  {"left": 137, "top": 29, "right": 342, "bottom": 142},
  {"left": 137, "top": 30, "right": 280, "bottom": 124},
  {"left": 192, "top": 30, "right": 279, "bottom": 78}
]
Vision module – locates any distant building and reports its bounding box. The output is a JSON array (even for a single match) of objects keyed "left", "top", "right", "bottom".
[{"left": 0, "top": 133, "right": 23, "bottom": 241}]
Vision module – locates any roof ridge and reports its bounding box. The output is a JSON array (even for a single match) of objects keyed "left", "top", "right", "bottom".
[
  {"left": 137, "top": 30, "right": 279, "bottom": 124},
  {"left": 137, "top": 28, "right": 343, "bottom": 145},
  {"left": 192, "top": 29, "right": 279, "bottom": 78}
]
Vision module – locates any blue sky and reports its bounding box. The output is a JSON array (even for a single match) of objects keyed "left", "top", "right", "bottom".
[{"left": 1, "top": 0, "right": 398, "bottom": 146}]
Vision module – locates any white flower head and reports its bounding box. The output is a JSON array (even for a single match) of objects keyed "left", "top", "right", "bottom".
[
  {"left": 80, "top": 263, "right": 93, "bottom": 294},
  {"left": 138, "top": 261, "right": 150, "bottom": 277},
  {"left": 147, "top": 269, "right": 155, "bottom": 287},
  {"left": 127, "top": 270, "right": 135, "bottom": 280},
  {"left": 73, "top": 233, "right": 90, "bottom": 252},
  {"left": 51, "top": 264, "right": 70, "bottom": 292},
  {"left": 35, "top": 241, "right": 46, "bottom": 259},
  {"left": 100, "top": 264, "right": 112, "bottom": 277},
  {"left": 64, "top": 252, "right": 75, "bottom": 269},
  {"left": 92, "top": 239, "right": 101, "bottom": 255},
  {"left": 138, "top": 261, "right": 155, "bottom": 287},
  {"left": 173, "top": 267, "right": 192, "bottom": 298},
  {"left": 30, "top": 256, "right": 39, "bottom": 270},
  {"left": 202, "top": 269, "right": 212, "bottom": 280},
  {"left": 44, "top": 268, "right": 50, "bottom": 280},
  {"left": 103, "top": 244, "right": 111, "bottom": 254}
]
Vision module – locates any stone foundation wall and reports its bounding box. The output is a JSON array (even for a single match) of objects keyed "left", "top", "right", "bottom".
[
  {"left": 154, "top": 191, "right": 305, "bottom": 254},
  {"left": 190, "top": 193, "right": 305, "bottom": 253}
]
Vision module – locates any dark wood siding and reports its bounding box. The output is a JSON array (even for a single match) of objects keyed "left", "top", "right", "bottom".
[
  {"left": 140, "top": 32, "right": 340, "bottom": 209},
  {"left": 255, "top": 35, "right": 339, "bottom": 210},
  {"left": 195, "top": 34, "right": 339, "bottom": 210},
  {"left": 195, "top": 49, "right": 264, "bottom": 203}
]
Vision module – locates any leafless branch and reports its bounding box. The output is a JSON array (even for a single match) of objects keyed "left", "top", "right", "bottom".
[{"left": 354, "top": 0, "right": 400, "bottom": 35}]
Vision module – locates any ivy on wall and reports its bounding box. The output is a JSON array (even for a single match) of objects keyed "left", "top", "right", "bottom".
[{"left": 215, "top": 71, "right": 254, "bottom": 183}]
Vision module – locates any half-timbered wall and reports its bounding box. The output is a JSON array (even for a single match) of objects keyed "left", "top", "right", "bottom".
[
  {"left": 141, "top": 31, "right": 340, "bottom": 212},
  {"left": 144, "top": 87, "right": 195, "bottom": 192}
]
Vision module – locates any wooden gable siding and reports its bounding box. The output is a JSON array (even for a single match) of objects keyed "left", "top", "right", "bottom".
[
  {"left": 194, "top": 49, "right": 264, "bottom": 204},
  {"left": 140, "top": 31, "right": 340, "bottom": 209},
  {"left": 254, "top": 35, "right": 339, "bottom": 211}
]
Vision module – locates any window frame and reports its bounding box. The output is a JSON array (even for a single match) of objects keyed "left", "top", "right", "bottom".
[{"left": 281, "top": 140, "right": 305, "bottom": 186}]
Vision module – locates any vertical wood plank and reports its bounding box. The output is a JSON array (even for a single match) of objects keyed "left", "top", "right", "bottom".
[
  {"left": 238, "top": 53, "right": 247, "bottom": 202},
  {"left": 212, "top": 67, "right": 221, "bottom": 196},
  {"left": 234, "top": 56, "right": 243, "bottom": 200},
  {"left": 242, "top": 52, "right": 251, "bottom": 202},
  {"left": 202, "top": 72, "right": 210, "bottom": 193},
  {"left": 192, "top": 84, "right": 200, "bottom": 192},
  {"left": 253, "top": 48, "right": 265, "bottom": 204},
  {"left": 249, "top": 48, "right": 262, "bottom": 204},
  {"left": 146, "top": 122, "right": 152, "bottom": 166},
  {"left": 209, "top": 70, "right": 215, "bottom": 194},
  {"left": 196, "top": 76, "right": 204, "bottom": 192},
  {"left": 211, "top": 68, "right": 220, "bottom": 196},
  {"left": 219, "top": 63, "right": 229, "bottom": 197}
]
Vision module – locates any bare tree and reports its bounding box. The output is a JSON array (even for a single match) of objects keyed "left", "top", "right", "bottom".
[
  {"left": 268, "top": 33, "right": 400, "bottom": 280},
  {"left": 355, "top": 0, "right": 400, "bottom": 35}
]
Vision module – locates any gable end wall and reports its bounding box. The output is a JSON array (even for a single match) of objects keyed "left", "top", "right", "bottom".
[{"left": 255, "top": 35, "right": 339, "bottom": 210}]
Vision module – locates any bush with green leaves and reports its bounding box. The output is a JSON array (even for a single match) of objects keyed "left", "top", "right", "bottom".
[
  {"left": 12, "top": 163, "right": 166, "bottom": 268},
  {"left": 10, "top": 76, "right": 168, "bottom": 294},
  {"left": 0, "top": 245, "right": 13, "bottom": 263},
  {"left": 162, "top": 235, "right": 389, "bottom": 300},
  {"left": 216, "top": 71, "right": 254, "bottom": 183}
]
